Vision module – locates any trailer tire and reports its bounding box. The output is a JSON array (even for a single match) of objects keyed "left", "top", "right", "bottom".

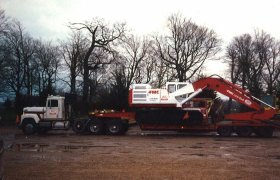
[
  {"left": 255, "top": 127, "right": 273, "bottom": 138},
  {"left": 22, "top": 119, "right": 37, "bottom": 135},
  {"left": 217, "top": 126, "right": 232, "bottom": 137},
  {"left": 235, "top": 126, "right": 252, "bottom": 137},
  {"left": 87, "top": 119, "right": 104, "bottom": 135},
  {"left": 72, "top": 119, "right": 86, "bottom": 134},
  {"left": 106, "top": 120, "right": 125, "bottom": 135}
]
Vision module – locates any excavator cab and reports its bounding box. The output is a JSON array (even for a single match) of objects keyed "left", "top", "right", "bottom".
[
  {"left": 166, "top": 82, "right": 187, "bottom": 95},
  {"left": 166, "top": 82, "right": 188, "bottom": 102}
]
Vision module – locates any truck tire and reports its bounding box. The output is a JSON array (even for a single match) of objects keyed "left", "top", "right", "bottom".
[
  {"left": 87, "top": 119, "right": 104, "bottom": 135},
  {"left": 255, "top": 127, "right": 273, "bottom": 138},
  {"left": 235, "top": 126, "right": 252, "bottom": 137},
  {"left": 72, "top": 119, "right": 86, "bottom": 134},
  {"left": 106, "top": 120, "right": 125, "bottom": 135},
  {"left": 217, "top": 126, "right": 232, "bottom": 137},
  {"left": 22, "top": 119, "right": 37, "bottom": 135}
]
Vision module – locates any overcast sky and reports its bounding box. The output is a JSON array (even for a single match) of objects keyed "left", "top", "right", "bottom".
[{"left": 1, "top": 0, "right": 280, "bottom": 76}]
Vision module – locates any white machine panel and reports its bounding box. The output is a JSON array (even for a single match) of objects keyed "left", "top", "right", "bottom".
[{"left": 131, "top": 82, "right": 194, "bottom": 105}]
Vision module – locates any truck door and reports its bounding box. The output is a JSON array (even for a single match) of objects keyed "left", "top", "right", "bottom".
[{"left": 46, "top": 99, "right": 59, "bottom": 119}]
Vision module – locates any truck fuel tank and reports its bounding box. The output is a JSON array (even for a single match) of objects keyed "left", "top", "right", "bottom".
[{"left": 52, "top": 121, "right": 70, "bottom": 129}]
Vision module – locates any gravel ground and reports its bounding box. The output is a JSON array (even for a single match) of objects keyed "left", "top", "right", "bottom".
[{"left": 1, "top": 125, "right": 280, "bottom": 180}]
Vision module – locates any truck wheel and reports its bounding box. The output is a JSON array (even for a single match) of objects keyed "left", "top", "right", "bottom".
[
  {"left": 72, "top": 120, "right": 86, "bottom": 134},
  {"left": 217, "top": 126, "right": 232, "bottom": 137},
  {"left": 87, "top": 119, "right": 104, "bottom": 135},
  {"left": 235, "top": 126, "right": 252, "bottom": 137},
  {"left": 22, "top": 120, "right": 37, "bottom": 135},
  {"left": 106, "top": 120, "right": 125, "bottom": 135},
  {"left": 255, "top": 127, "right": 273, "bottom": 138}
]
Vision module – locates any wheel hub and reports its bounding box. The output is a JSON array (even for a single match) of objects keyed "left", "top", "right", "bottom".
[{"left": 90, "top": 125, "right": 98, "bottom": 132}]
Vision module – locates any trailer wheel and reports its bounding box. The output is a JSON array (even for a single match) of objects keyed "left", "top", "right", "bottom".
[
  {"left": 106, "top": 120, "right": 125, "bottom": 135},
  {"left": 235, "top": 126, "right": 252, "bottom": 137},
  {"left": 217, "top": 126, "right": 232, "bottom": 137},
  {"left": 255, "top": 127, "right": 273, "bottom": 138},
  {"left": 72, "top": 119, "right": 86, "bottom": 134},
  {"left": 22, "top": 119, "right": 37, "bottom": 135},
  {"left": 87, "top": 119, "right": 104, "bottom": 135}
]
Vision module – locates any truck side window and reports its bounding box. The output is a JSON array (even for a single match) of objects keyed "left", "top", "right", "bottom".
[{"left": 48, "top": 100, "right": 58, "bottom": 107}]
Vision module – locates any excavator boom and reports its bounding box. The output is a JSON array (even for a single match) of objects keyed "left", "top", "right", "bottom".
[
  {"left": 193, "top": 77, "right": 261, "bottom": 111},
  {"left": 191, "top": 76, "right": 277, "bottom": 121}
]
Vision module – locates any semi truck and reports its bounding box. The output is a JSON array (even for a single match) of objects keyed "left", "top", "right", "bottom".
[{"left": 17, "top": 75, "right": 280, "bottom": 137}]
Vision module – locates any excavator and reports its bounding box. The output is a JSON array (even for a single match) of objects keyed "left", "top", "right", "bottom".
[{"left": 88, "top": 75, "right": 279, "bottom": 137}]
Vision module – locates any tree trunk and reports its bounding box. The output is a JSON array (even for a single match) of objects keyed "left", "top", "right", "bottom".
[
  {"left": 70, "top": 66, "right": 76, "bottom": 94},
  {"left": 15, "top": 91, "right": 21, "bottom": 115},
  {"left": 83, "top": 64, "right": 89, "bottom": 99}
]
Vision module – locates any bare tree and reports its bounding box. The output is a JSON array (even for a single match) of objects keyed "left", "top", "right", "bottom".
[
  {"left": 3, "top": 20, "right": 38, "bottom": 96},
  {"left": 153, "top": 59, "right": 174, "bottom": 88},
  {"left": 136, "top": 51, "right": 155, "bottom": 84},
  {"left": 0, "top": 10, "right": 9, "bottom": 93},
  {"left": 225, "top": 43, "right": 241, "bottom": 84},
  {"left": 22, "top": 35, "right": 38, "bottom": 96},
  {"left": 256, "top": 32, "right": 280, "bottom": 95},
  {"left": 35, "top": 41, "right": 61, "bottom": 97},
  {"left": 3, "top": 20, "right": 27, "bottom": 112},
  {"left": 226, "top": 34, "right": 254, "bottom": 89},
  {"left": 225, "top": 31, "right": 280, "bottom": 97},
  {"left": 60, "top": 30, "right": 86, "bottom": 94},
  {"left": 116, "top": 35, "right": 151, "bottom": 90},
  {"left": 226, "top": 33, "right": 260, "bottom": 110},
  {"left": 263, "top": 41, "right": 280, "bottom": 94},
  {"left": 69, "top": 19, "right": 126, "bottom": 104},
  {"left": 225, "top": 42, "right": 243, "bottom": 112},
  {"left": 103, "top": 35, "right": 152, "bottom": 109},
  {"left": 87, "top": 47, "right": 115, "bottom": 100},
  {"left": 156, "top": 13, "right": 221, "bottom": 82},
  {"left": 0, "top": 9, "right": 9, "bottom": 35},
  {"left": 0, "top": 43, "right": 7, "bottom": 93},
  {"left": 150, "top": 40, "right": 176, "bottom": 88}
]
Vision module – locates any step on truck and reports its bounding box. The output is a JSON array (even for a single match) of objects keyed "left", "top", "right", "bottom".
[{"left": 18, "top": 75, "right": 280, "bottom": 137}]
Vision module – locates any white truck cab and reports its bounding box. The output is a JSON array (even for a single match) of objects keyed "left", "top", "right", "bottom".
[{"left": 19, "top": 96, "right": 70, "bottom": 135}]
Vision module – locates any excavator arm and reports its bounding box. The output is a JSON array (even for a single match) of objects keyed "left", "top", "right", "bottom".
[
  {"left": 188, "top": 76, "right": 277, "bottom": 121},
  {"left": 193, "top": 77, "right": 261, "bottom": 110}
]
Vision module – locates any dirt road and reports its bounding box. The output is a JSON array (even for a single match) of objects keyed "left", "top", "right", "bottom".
[{"left": 1, "top": 126, "right": 280, "bottom": 180}]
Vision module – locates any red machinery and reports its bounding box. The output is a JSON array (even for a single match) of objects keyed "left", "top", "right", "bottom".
[{"left": 89, "top": 75, "right": 279, "bottom": 137}]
